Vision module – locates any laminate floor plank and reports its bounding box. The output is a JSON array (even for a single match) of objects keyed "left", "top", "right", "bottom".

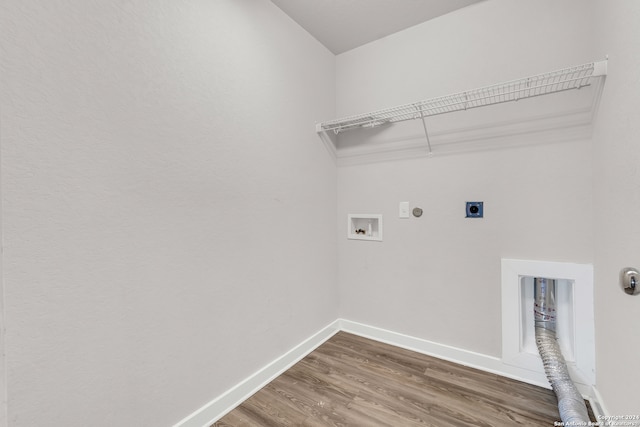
[
  {"left": 215, "top": 331, "right": 594, "bottom": 426},
  {"left": 313, "top": 340, "right": 536, "bottom": 426}
]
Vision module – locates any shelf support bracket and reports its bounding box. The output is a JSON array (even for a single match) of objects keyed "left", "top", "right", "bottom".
[
  {"left": 315, "top": 124, "right": 337, "bottom": 160},
  {"left": 416, "top": 105, "right": 433, "bottom": 156}
]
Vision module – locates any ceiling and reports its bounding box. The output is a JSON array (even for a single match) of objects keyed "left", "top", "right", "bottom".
[{"left": 269, "top": 0, "right": 484, "bottom": 55}]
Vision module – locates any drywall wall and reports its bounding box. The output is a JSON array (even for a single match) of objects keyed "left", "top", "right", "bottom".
[
  {"left": 0, "top": 1, "right": 336, "bottom": 426},
  {"left": 336, "top": 0, "right": 596, "bottom": 358},
  {"left": 592, "top": 0, "right": 640, "bottom": 415},
  {"left": 0, "top": 164, "right": 4, "bottom": 427}
]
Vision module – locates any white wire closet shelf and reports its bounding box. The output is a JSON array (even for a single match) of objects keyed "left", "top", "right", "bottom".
[{"left": 316, "top": 60, "right": 608, "bottom": 136}]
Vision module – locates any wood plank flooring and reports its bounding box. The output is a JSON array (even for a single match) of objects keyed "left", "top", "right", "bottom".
[{"left": 214, "top": 332, "right": 595, "bottom": 426}]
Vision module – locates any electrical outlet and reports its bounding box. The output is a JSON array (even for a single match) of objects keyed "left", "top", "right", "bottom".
[{"left": 466, "top": 202, "right": 483, "bottom": 218}]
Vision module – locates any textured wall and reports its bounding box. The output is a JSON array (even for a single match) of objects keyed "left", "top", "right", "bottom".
[
  {"left": 592, "top": 0, "right": 640, "bottom": 415},
  {"left": 0, "top": 1, "right": 336, "bottom": 425},
  {"left": 336, "top": 0, "right": 595, "bottom": 358},
  {"left": 2, "top": 0, "right": 638, "bottom": 423}
]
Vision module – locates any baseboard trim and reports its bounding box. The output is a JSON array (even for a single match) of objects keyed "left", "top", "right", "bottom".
[
  {"left": 338, "top": 319, "right": 601, "bottom": 408},
  {"left": 173, "top": 320, "right": 341, "bottom": 427},
  {"left": 337, "top": 319, "right": 551, "bottom": 390},
  {"left": 176, "top": 318, "right": 602, "bottom": 426},
  {"left": 590, "top": 387, "right": 609, "bottom": 420}
]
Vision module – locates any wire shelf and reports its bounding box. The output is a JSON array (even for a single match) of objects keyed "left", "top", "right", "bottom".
[{"left": 317, "top": 60, "right": 607, "bottom": 135}]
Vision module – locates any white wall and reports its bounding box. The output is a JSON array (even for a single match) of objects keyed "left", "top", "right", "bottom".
[
  {"left": 0, "top": 1, "right": 337, "bottom": 426},
  {"left": 336, "top": 0, "right": 596, "bottom": 358},
  {"left": 0, "top": 165, "right": 4, "bottom": 427},
  {"left": 2, "top": 0, "right": 638, "bottom": 423},
  {"left": 592, "top": 0, "right": 640, "bottom": 415}
]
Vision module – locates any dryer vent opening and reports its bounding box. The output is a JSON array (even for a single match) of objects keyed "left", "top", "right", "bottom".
[{"left": 534, "top": 277, "right": 589, "bottom": 425}]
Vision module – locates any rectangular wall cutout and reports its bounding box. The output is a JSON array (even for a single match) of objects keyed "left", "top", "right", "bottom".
[
  {"left": 347, "top": 214, "right": 382, "bottom": 241},
  {"left": 501, "top": 259, "right": 595, "bottom": 387}
]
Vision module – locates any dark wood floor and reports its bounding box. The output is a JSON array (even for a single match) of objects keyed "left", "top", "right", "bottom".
[{"left": 214, "top": 331, "right": 594, "bottom": 426}]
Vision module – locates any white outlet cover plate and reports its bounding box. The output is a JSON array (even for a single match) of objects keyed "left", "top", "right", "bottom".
[{"left": 399, "top": 202, "right": 410, "bottom": 218}]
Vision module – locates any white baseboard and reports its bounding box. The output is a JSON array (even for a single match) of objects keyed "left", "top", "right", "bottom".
[
  {"left": 337, "top": 319, "right": 551, "bottom": 390},
  {"left": 176, "top": 318, "right": 603, "bottom": 426},
  {"left": 338, "top": 319, "right": 600, "bottom": 408},
  {"left": 173, "top": 320, "right": 341, "bottom": 427},
  {"left": 590, "top": 387, "right": 610, "bottom": 420}
]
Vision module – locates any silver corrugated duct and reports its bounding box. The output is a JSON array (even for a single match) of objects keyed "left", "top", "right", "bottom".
[{"left": 534, "top": 278, "right": 589, "bottom": 425}]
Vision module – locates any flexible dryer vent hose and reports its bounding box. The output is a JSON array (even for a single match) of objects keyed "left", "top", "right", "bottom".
[{"left": 534, "top": 278, "right": 589, "bottom": 425}]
